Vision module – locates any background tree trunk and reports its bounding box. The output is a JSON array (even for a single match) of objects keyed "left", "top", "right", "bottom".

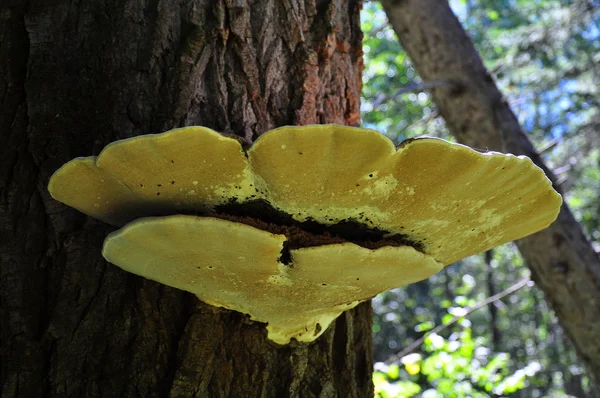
[
  {"left": 0, "top": 1, "right": 373, "bottom": 397},
  {"left": 381, "top": 0, "right": 600, "bottom": 383}
]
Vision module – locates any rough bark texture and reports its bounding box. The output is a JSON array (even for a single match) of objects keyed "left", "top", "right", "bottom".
[
  {"left": 381, "top": 0, "right": 600, "bottom": 383},
  {"left": 0, "top": 1, "right": 373, "bottom": 397}
]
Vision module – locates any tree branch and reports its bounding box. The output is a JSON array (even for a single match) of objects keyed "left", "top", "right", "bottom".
[
  {"left": 371, "top": 79, "right": 455, "bottom": 109},
  {"left": 385, "top": 278, "right": 530, "bottom": 365}
]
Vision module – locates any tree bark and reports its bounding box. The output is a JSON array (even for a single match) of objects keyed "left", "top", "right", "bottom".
[
  {"left": 0, "top": 1, "right": 372, "bottom": 397},
  {"left": 381, "top": 0, "right": 600, "bottom": 383},
  {"left": 484, "top": 251, "right": 501, "bottom": 351}
]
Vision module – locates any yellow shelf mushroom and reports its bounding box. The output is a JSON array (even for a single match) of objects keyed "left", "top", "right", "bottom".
[{"left": 48, "top": 125, "right": 562, "bottom": 344}]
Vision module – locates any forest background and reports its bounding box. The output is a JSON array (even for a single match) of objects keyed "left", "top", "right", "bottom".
[
  {"left": 1, "top": 0, "right": 598, "bottom": 396},
  {"left": 363, "top": 1, "right": 600, "bottom": 397}
]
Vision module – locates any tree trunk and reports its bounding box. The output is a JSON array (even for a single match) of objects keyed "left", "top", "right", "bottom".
[
  {"left": 381, "top": 0, "right": 600, "bottom": 384},
  {"left": 484, "top": 251, "right": 501, "bottom": 351},
  {"left": 0, "top": 1, "right": 373, "bottom": 397}
]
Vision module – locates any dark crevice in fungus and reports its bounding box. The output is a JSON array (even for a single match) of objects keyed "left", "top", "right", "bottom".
[
  {"left": 279, "top": 240, "right": 293, "bottom": 265},
  {"left": 314, "top": 323, "right": 322, "bottom": 336},
  {"left": 222, "top": 133, "right": 253, "bottom": 150},
  {"left": 205, "top": 199, "right": 424, "bottom": 262},
  {"left": 396, "top": 137, "right": 419, "bottom": 149}
]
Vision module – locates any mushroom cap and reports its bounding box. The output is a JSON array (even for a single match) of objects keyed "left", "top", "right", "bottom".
[
  {"left": 48, "top": 126, "right": 256, "bottom": 226},
  {"left": 48, "top": 124, "right": 561, "bottom": 265},
  {"left": 49, "top": 125, "right": 562, "bottom": 343},
  {"left": 249, "top": 125, "right": 562, "bottom": 264},
  {"left": 102, "top": 215, "right": 443, "bottom": 344}
]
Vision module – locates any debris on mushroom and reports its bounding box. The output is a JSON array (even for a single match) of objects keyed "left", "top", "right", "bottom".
[{"left": 48, "top": 124, "right": 562, "bottom": 344}]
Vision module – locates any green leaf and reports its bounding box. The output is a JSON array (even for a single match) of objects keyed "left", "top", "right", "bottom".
[{"left": 488, "top": 10, "right": 500, "bottom": 20}]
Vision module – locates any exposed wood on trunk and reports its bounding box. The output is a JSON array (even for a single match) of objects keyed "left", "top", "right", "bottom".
[
  {"left": 0, "top": 1, "right": 372, "bottom": 396},
  {"left": 381, "top": 0, "right": 600, "bottom": 383}
]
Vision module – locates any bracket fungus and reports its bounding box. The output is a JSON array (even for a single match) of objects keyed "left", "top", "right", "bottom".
[{"left": 49, "top": 125, "right": 562, "bottom": 344}]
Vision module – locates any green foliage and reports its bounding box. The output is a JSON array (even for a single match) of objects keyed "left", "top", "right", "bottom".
[
  {"left": 363, "top": 0, "right": 599, "bottom": 396},
  {"left": 361, "top": 2, "right": 450, "bottom": 141},
  {"left": 374, "top": 324, "right": 540, "bottom": 398}
]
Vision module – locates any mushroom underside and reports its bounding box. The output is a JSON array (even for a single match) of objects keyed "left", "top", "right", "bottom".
[{"left": 102, "top": 214, "right": 443, "bottom": 344}]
